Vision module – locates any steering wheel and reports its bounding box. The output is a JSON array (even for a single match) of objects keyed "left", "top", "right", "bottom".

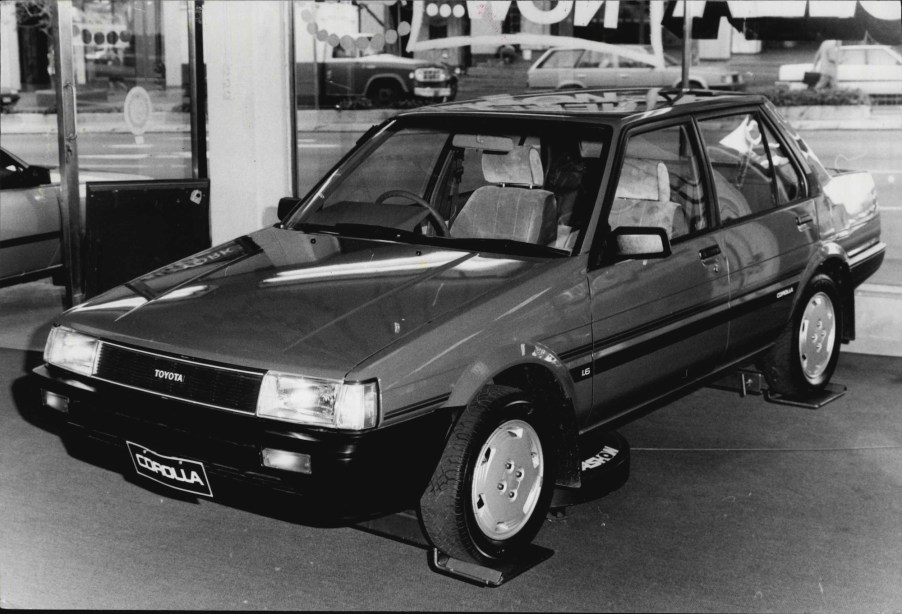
[{"left": 374, "top": 189, "right": 450, "bottom": 237}]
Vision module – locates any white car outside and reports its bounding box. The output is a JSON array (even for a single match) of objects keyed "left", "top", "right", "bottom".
[
  {"left": 776, "top": 44, "right": 902, "bottom": 96},
  {"left": 527, "top": 45, "right": 745, "bottom": 91}
]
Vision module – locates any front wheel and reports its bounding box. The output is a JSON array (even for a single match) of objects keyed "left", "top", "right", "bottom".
[
  {"left": 419, "top": 386, "right": 557, "bottom": 565},
  {"left": 759, "top": 274, "right": 842, "bottom": 398}
]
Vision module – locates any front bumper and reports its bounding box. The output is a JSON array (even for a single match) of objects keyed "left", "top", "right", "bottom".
[
  {"left": 413, "top": 84, "right": 453, "bottom": 98},
  {"left": 34, "top": 364, "right": 451, "bottom": 513}
]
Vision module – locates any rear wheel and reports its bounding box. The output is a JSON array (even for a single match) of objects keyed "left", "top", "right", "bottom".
[
  {"left": 759, "top": 274, "right": 842, "bottom": 398},
  {"left": 419, "top": 385, "right": 557, "bottom": 564}
]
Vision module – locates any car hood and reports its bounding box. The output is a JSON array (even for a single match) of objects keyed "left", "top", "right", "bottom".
[
  {"left": 353, "top": 53, "right": 443, "bottom": 68},
  {"left": 64, "top": 226, "right": 543, "bottom": 378}
]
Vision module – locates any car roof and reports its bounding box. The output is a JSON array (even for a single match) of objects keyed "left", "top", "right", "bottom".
[{"left": 400, "top": 88, "right": 766, "bottom": 123}]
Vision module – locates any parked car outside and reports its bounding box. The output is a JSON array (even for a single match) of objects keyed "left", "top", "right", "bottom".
[
  {"left": 35, "top": 89, "right": 883, "bottom": 570},
  {"left": 777, "top": 42, "right": 902, "bottom": 97},
  {"left": 316, "top": 39, "right": 458, "bottom": 106},
  {"left": 527, "top": 44, "right": 745, "bottom": 91},
  {"left": 0, "top": 146, "right": 148, "bottom": 286},
  {"left": 1, "top": 88, "right": 20, "bottom": 111}
]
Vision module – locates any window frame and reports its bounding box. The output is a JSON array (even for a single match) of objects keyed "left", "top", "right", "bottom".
[
  {"left": 693, "top": 106, "right": 810, "bottom": 230},
  {"left": 590, "top": 116, "right": 718, "bottom": 266}
]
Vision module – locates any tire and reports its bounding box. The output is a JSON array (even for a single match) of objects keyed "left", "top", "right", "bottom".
[
  {"left": 419, "top": 385, "right": 557, "bottom": 564},
  {"left": 366, "top": 81, "right": 402, "bottom": 107},
  {"left": 758, "top": 274, "right": 842, "bottom": 398}
]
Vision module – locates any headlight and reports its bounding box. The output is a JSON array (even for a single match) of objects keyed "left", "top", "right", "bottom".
[
  {"left": 256, "top": 371, "right": 379, "bottom": 430},
  {"left": 44, "top": 326, "right": 100, "bottom": 377}
]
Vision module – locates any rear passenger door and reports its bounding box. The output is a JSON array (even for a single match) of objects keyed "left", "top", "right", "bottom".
[
  {"left": 587, "top": 121, "right": 729, "bottom": 424},
  {"left": 695, "top": 109, "right": 817, "bottom": 361}
]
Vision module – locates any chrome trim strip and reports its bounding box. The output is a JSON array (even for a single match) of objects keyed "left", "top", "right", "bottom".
[
  {"left": 849, "top": 241, "right": 886, "bottom": 267},
  {"left": 590, "top": 297, "right": 733, "bottom": 363}
]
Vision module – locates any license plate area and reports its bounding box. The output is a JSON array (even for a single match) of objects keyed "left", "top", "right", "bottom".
[{"left": 126, "top": 441, "right": 213, "bottom": 497}]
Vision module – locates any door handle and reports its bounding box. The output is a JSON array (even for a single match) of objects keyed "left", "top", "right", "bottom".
[
  {"left": 699, "top": 244, "right": 721, "bottom": 260},
  {"left": 796, "top": 214, "right": 814, "bottom": 230}
]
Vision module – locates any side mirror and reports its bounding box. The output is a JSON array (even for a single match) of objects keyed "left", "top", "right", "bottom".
[
  {"left": 277, "top": 197, "right": 302, "bottom": 223},
  {"left": 606, "top": 226, "right": 671, "bottom": 262},
  {"left": 28, "top": 165, "right": 52, "bottom": 186}
]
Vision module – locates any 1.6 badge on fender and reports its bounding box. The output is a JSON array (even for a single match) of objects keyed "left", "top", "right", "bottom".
[{"left": 126, "top": 441, "right": 213, "bottom": 497}]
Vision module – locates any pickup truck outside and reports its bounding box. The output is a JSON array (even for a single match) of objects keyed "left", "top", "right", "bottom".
[
  {"left": 34, "top": 89, "right": 884, "bottom": 570},
  {"left": 296, "top": 42, "right": 458, "bottom": 107}
]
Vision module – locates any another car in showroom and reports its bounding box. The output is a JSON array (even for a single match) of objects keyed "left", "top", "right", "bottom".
[
  {"left": 34, "top": 89, "right": 883, "bottom": 570},
  {"left": 527, "top": 45, "right": 746, "bottom": 91},
  {"left": 0, "top": 146, "right": 147, "bottom": 287},
  {"left": 777, "top": 42, "right": 902, "bottom": 99}
]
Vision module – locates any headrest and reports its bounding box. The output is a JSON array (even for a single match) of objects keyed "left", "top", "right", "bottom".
[
  {"left": 615, "top": 159, "right": 670, "bottom": 202},
  {"left": 482, "top": 144, "right": 544, "bottom": 187}
]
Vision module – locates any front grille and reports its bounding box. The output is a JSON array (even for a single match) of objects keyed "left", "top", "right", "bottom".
[
  {"left": 93, "top": 342, "right": 264, "bottom": 413},
  {"left": 415, "top": 67, "right": 445, "bottom": 82}
]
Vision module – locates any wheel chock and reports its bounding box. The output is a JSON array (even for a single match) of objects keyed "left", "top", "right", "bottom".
[
  {"left": 355, "top": 509, "right": 555, "bottom": 587},
  {"left": 709, "top": 368, "right": 847, "bottom": 409},
  {"left": 764, "top": 383, "right": 847, "bottom": 409}
]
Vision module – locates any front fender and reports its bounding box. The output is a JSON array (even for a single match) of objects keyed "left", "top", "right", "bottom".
[
  {"left": 364, "top": 73, "right": 410, "bottom": 94},
  {"left": 447, "top": 341, "right": 576, "bottom": 408}
]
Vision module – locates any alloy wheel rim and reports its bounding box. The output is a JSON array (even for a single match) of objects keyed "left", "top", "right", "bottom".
[
  {"left": 798, "top": 291, "right": 836, "bottom": 383},
  {"left": 471, "top": 419, "right": 544, "bottom": 541}
]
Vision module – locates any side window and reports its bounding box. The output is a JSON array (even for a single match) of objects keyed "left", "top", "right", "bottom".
[
  {"left": 539, "top": 49, "right": 581, "bottom": 69},
  {"left": 619, "top": 56, "right": 652, "bottom": 69},
  {"left": 609, "top": 124, "right": 708, "bottom": 241},
  {"left": 577, "top": 50, "right": 612, "bottom": 68},
  {"left": 698, "top": 113, "right": 776, "bottom": 223},
  {"left": 760, "top": 121, "right": 803, "bottom": 204},
  {"left": 839, "top": 48, "right": 866, "bottom": 65},
  {"left": 868, "top": 48, "right": 900, "bottom": 66}
]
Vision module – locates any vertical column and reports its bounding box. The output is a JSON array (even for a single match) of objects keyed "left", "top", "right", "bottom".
[
  {"left": 204, "top": 0, "right": 293, "bottom": 244},
  {"left": 52, "top": 1, "right": 84, "bottom": 307}
]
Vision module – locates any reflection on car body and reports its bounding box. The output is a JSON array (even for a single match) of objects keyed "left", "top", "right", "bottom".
[{"left": 35, "top": 88, "right": 884, "bottom": 570}]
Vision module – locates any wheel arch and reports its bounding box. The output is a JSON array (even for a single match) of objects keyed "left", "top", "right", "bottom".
[
  {"left": 364, "top": 74, "right": 409, "bottom": 95},
  {"left": 814, "top": 255, "right": 855, "bottom": 342},
  {"left": 446, "top": 344, "right": 582, "bottom": 489},
  {"left": 672, "top": 77, "right": 707, "bottom": 89},
  {"left": 556, "top": 82, "right": 586, "bottom": 91}
]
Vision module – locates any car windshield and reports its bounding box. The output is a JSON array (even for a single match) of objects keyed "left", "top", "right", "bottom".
[{"left": 287, "top": 119, "right": 611, "bottom": 257}]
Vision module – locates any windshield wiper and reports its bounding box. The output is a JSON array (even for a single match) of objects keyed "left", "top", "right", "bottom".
[
  {"left": 293, "top": 222, "right": 567, "bottom": 258},
  {"left": 331, "top": 223, "right": 423, "bottom": 243},
  {"left": 288, "top": 222, "right": 340, "bottom": 234},
  {"left": 436, "top": 237, "right": 568, "bottom": 259}
]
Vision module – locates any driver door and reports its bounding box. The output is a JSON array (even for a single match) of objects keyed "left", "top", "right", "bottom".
[{"left": 587, "top": 121, "right": 729, "bottom": 424}]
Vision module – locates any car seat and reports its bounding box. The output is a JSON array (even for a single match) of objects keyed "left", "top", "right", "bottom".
[
  {"left": 609, "top": 159, "right": 688, "bottom": 238},
  {"left": 450, "top": 143, "right": 557, "bottom": 245}
]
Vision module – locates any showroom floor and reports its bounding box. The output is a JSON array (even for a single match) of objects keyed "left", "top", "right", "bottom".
[{"left": 2, "top": 280, "right": 900, "bottom": 611}]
